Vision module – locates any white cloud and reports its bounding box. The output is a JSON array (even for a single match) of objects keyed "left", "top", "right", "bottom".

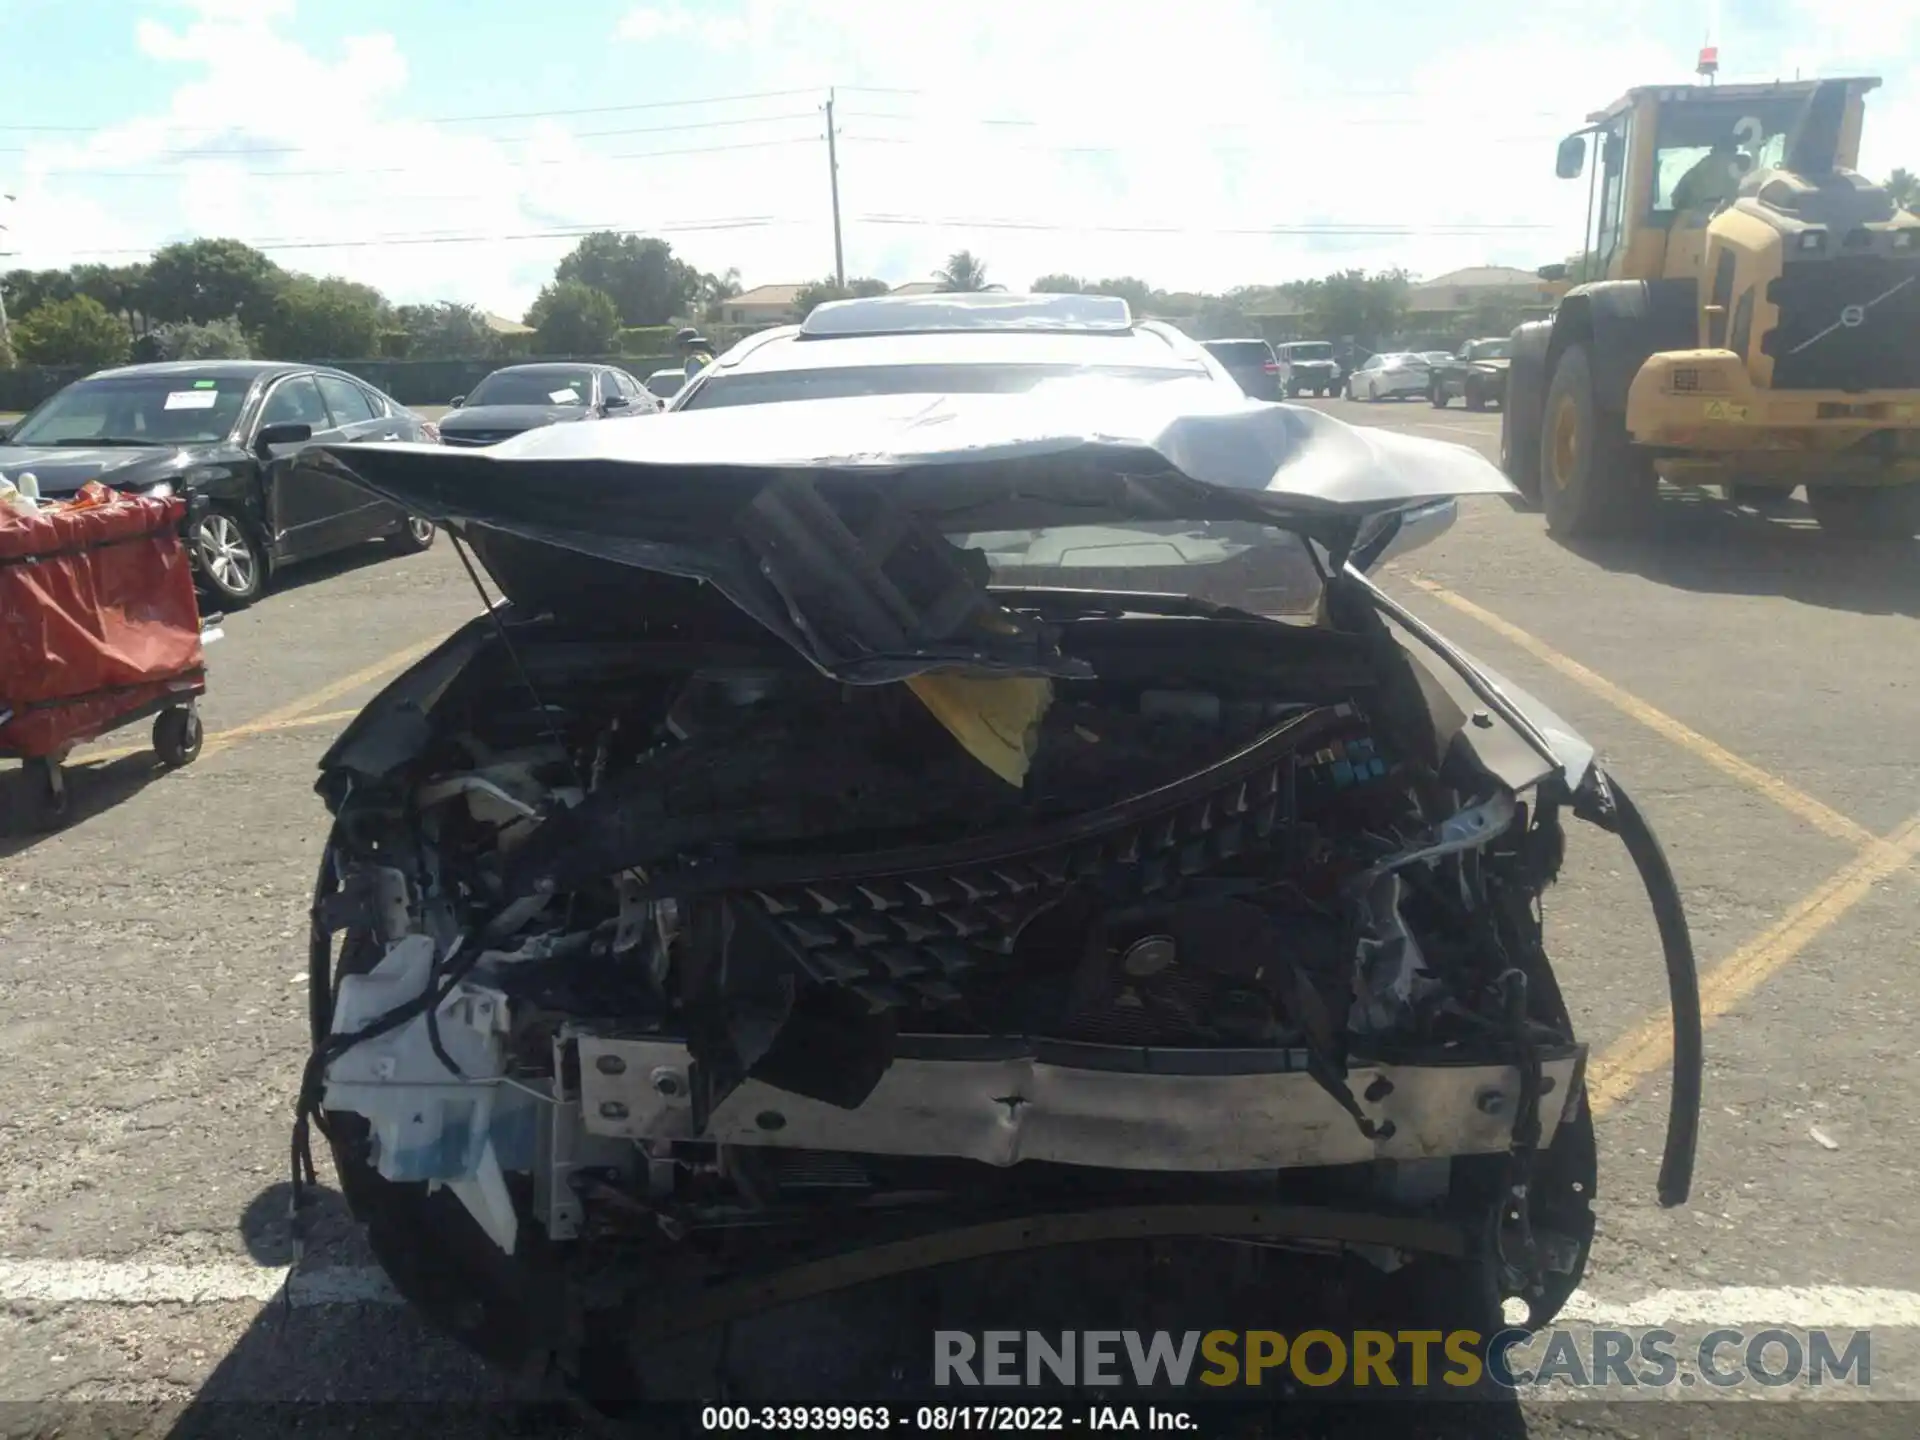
[{"left": 7, "top": 0, "right": 1919, "bottom": 318}]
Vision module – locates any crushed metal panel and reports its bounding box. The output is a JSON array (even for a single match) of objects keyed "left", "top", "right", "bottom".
[{"left": 573, "top": 1034, "right": 1581, "bottom": 1171}]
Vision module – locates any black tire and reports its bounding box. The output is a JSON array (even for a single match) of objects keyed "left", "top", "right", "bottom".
[
  {"left": 1538, "top": 343, "right": 1656, "bottom": 538},
  {"left": 152, "top": 707, "right": 204, "bottom": 769},
  {"left": 190, "top": 506, "right": 267, "bottom": 609},
  {"left": 1806, "top": 484, "right": 1920, "bottom": 540},
  {"left": 19, "top": 759, "right": 71, "bottom": 833},
  {"left": 1465, "top": 386, "right": 1488, "bottom": 412},
  {"left": 1727, "top": 481, "right": 1794, "bottom": 509},
  {"left": 390, "top": 515, "right": 436, "bottom": 554},
  {"left": 1500, "top": 385, "right": 1542, "bottom": 502},
  {"left": 1430, "top": 384, "right": 1449, "bottom": 408}
]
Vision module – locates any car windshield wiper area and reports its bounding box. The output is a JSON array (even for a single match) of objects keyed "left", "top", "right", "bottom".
[
  {"left": 990, "top": 587, "right": 1277, "bottom": 623},
  {"left": 48, "top": 436, "right": 169, "bottom": 447}
]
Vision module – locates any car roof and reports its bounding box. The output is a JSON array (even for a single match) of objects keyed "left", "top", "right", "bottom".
[
  {"left": 709, "top": 320, "right": 1215, "bottom": 381},
  {"left": 86, "top": 360, "right": 308, "bottom": 382},
  {"left": 692, "top": 292, "right": 1214, "bottom": 380},
  {"left": 485, "top": 362, "right": 607, "bottom": 375}
]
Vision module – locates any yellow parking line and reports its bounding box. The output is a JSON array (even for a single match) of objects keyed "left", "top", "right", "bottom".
[
  {"left": 201, "top": 635, "right": 443, "bottom": 757},
  {"left": 1588, "top": 812, "right": 1920, "bottom": 1115},
  {"left": 57, "top": 634, "right": 442, "bottom": 768},
  {"left": 78, "top": 709, "right": 363, "bottom": 766},
  {"left": 1400, "top": 574, "right": 1876, "bottom": 848}
]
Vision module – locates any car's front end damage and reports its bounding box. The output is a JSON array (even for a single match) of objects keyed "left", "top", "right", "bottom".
[{"left": 294, "top": 387, "right": 1701, "bottom": 1406}]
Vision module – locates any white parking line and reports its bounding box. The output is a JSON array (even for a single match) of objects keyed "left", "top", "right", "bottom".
[{"left": 5, "top": 1261, "right": 1920, "bottom": 1328}]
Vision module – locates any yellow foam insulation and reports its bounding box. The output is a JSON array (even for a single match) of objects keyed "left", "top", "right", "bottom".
[{"left": 906, "top": 672, "right": 1054, "bottom": 788}]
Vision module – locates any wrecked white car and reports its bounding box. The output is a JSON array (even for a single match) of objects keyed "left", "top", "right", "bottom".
[{"left": 294, "top": 379, "right": 1702, "bottom": 1406}]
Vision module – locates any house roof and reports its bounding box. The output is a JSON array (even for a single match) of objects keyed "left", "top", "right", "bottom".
[
  {"left": 728, "top": 283, "right": 808, "bottom": 307},
  {"left": 482, "top": 312, "right": 534, "bottom": 335},
  {"left": 888, "top": 281, "right": 944, "bottom": 295},
  {"left": 1410, "top": 267, "right": 1545, "bottom": 291}
]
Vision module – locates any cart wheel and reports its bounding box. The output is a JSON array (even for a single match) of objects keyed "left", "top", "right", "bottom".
[
  {"left": 153, "top": 707, "right": 205, "bottom": 769},
  {"left": 21, "top": 758, "right": 71, "bottom": 832}
]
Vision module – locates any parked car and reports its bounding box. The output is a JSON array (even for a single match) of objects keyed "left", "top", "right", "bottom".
[
  {"left": 437, "top": 363, "right": 660, "bottom": 447},
  {"left": 1345, "top": 352, "right": 1434, "bottom": 402},
  {"left": 644, "top": 368, "right": 686, "bottom": 401},
  {"left": 295, "top": 292, "right": 1698, "bottom": 1407},
  {"left": 1428, "top": 337, "right": 1512, "bottom": 411},
  {"left": 1273, "top": 341, "right": 1341, "bottom": 398},
  {"left": 0, "top": 361, "right": 437, "bottom": 607},
  {"left": 1200, "top": 338, "right": 1282, "bottom": 400}
]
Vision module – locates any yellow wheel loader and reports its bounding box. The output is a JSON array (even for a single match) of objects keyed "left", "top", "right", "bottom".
[{"left": 1501, "top": 77, "right": 1920, "bottom": 539}]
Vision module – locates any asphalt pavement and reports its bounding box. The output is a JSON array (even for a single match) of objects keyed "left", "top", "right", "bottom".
[{"left": 2, "top": 396, "right": 1917, "bottom": 1435}]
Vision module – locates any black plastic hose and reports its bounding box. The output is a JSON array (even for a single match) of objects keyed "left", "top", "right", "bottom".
[{"left": 1601, "top": 770, "right": 1702, "bottom": 1207}]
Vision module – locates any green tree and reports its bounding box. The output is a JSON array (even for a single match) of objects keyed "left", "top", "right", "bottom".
[
  {"left": 13, "top": 295, "right": 130, "bottom": 367},
  {"left": 1888, "top": 168, "right": 1918, "bottom": 214},
  {"left": 255, "top": 275, "right": 388, "bottom": 358},
  {"left": 3, "top": 268, "right": 79, "bottom": 320},
  {"left": 527, "top": 280, "right": 620, "bottom": 353},
  {"left": 553, "top": 232, "right": 700, "bottom": 326},
  {"left": 394, "top": 301, "right": 495, "bottom": 358},
  {"left": 143, "top": 238, "right": 284, "bottom": 328},
  {"left": 937, "top": 250, "right": 990, "bottom": 292},
  {"left": 793, "top": 276, "right": 891, "bottom": 318},
  {"left": 1300, "top": 269, "right": 1409, "bottom": 348},
  {"left": 154, "top": 318, "right": 252, "bottom": 360},
  {"left": 1031, "top": 273, "right": 1085, "bottom": 293},
  {"left": 1089, "top": 276, "right": 1154, "bottom": 313},
  {"left": 70, "top": 263, "right": 152, "bottom": 336},
  {"left": 697, "top": 266, "right": 744, "bottom": 322}
]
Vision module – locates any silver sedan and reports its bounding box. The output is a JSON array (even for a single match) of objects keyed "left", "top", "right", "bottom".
[{"left": 1346, "top": 352, "right": 1433, "bottom": 402}]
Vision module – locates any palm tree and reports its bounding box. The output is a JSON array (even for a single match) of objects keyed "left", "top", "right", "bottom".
[
  {"left": 937, "top": 251, "right": 989, "bottom": 292},
  {"left": 1888, "top": 168, "right": 1918, "bottom": 215}
]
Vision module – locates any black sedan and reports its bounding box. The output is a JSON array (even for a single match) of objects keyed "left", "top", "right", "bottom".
[
  {"left": 438, "top": 363, "right": 660, "bottom": 447},
  {"left": 0, "top": 361, "right": 439, "bottom": 608}
]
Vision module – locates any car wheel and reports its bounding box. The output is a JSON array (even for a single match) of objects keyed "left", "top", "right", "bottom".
[
  {"left": 1465, "top": 388, "right": 1487, "bottom": 412},
  {"left": 152, "top": 707, "right": 204, "bottom": 769},
  {"left": 191, "top": 507, "right": 267, "bottom": 608},
  {"left": 1430, "top": 384, "right": 1448, "bottom": 408},
  {"left": 1538, "top": 343, "right": 1656, "bottom": 539},
  {"left": 391, "top": 515, "right": 436, "bottom": 554},
  {"left": 1806, "top": 483, "right": 1920, "bottom": 540}
]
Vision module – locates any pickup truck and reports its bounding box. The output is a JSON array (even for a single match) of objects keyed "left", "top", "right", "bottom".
[{"left": 1427, "top": 337, "right": 1511, "bottom": 411}]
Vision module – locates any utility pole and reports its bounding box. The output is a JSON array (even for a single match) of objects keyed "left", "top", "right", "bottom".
[
  {"left": 825, "top": 90, "right": 845, "bottom": 288},
  {"left": 0, "top": 193, "right": 14, "bottom": 362}
]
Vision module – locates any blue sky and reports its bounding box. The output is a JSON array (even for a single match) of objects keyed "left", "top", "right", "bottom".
[{"left": 3, "top": 0, "right": 1914, "bottom": 314}]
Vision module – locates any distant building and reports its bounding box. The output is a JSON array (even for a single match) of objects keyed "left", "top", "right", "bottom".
[
  {"left": 722, "top": 283, "right": 808, "bottom": 326},
  {"left": 481, "top": 312, "right": 534, "bottom": 337},
  {"left": 888, "top": 281, "right": 945, "bottom": 295},
  {"left": 1406, "top": 266, "right": 1558, "bottom": 323}
]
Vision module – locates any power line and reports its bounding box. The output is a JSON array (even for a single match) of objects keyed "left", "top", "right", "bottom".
[
  {"left": 50, "top": 216, "right": 799, "bottom": 259},
  {"left": 21, "top": 137, "right": 822, "bottom": 182},
  {"left": 0, "top": 86, "right": 825, "bottom": 136},
  {"left": 2, "top": 110, "right": 826, "bottom": 162}
]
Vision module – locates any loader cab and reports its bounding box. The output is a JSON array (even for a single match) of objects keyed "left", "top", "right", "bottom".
[{"left": 1553, "top": 80, "right": 1876, "bottom": 290}]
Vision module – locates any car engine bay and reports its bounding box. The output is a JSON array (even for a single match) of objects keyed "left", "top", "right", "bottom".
[{"left": 298, "top": 581, "right": 1647, "bottom": 1393}]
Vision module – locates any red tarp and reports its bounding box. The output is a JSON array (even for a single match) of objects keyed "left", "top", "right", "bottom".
[{"left": 0, "top": 489, "right": 206, "bottom": 758}]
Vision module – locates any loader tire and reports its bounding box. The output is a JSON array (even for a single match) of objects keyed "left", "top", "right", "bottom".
[
  {"left": 1499, "top": 383, "right": 1542, "bottom": 502},
  {"left": 1539, "top": 343, "right": 1656, "bottom": 538},
  {"left": 1807, "top": 483, "right": 1920, "bottom": 540}
]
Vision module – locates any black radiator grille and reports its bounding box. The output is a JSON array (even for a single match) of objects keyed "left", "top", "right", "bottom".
[{"left": 1764, "top": 257, "right": 1920, "bottom": 392}]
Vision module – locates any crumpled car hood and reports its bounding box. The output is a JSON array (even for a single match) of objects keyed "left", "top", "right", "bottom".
[{"left": 311, "top": 382, "right": 1518, "bottom": 685}]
